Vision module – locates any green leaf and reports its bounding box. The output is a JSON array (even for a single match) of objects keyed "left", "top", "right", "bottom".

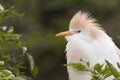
[
  {"left": 105, "top": 60, "right": 120, "bottom": 78},
  {"left": 26, "top": 53, "right": 34, "bottom": 71},
  {"left": 103, "top": 70, "right": 112, "bottom": 79},
  {"left": 100, "top": 66, "right": 112, "bottom": 79},
  {"left": 11, "top": 77, "right": 26, "bottom": 80},
  {"left": 18, "top": 41, "right": 26, "bottom": 47},
  {"left": 12, "top": 68, "right": 20, "bottom": 76},
  {"left": 26, "top": 53, "right": 38, "bottom": 77},
  {"left": 0, "top": 61, "right": 4, "bottom": 65},
  {"left": 117, "top": 63, "right": 120, "bottom": 69},
  {"left": 86, "top": 61, "right": 90, "bottom": 67},
  {"left": 113, "top": 77, "right": 120, "bottom": 80},
  {"left": 32, "top": 65, "right": 38, "bottom": 77},
  {"left": 22, "top": 46, "right": 27, "bottom": 54},
  {"left": 65, "top": 63, "right": 90, "bottom": 71},
  {"left": 7, "top": 26, "right": 14, "bottom": 33},
  {"left": 94, "top": 63, "right": 103, "bottom": 73},
  {"left": 11, "top": 11, "right": 24, "bottom": 18},
  {"left": 0, "top": 70, "right": 13, "bottom": 75}
]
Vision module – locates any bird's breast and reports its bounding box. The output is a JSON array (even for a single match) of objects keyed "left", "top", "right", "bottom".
[
  {"left": 65, "top": 35, "right": 120, "bottom": 66},
  {"left": 66, "top": 37, "right": 93, "bottom": 64}
]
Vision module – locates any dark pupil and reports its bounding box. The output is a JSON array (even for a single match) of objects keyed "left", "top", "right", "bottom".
[
  {"left": 78, "top": 30, "right": 81, "bottom": 33},
  {"left": 74, "top": 30, "right": 81, "bottom": 33}
]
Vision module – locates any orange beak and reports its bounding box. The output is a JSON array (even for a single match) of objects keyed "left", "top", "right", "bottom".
[{"left": 56, "top": 31, "right": 73, "bottom": 37}]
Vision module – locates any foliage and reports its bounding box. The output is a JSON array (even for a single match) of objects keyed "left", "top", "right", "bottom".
[
  {"left": 0, "top": 4, "right": 38, "bottom": 80},
  {"left": 65, "top": 59, "right": 120, "bottom": 80},
  {"left": 1, "top": 0, "right": 120, "bottom": 80}
]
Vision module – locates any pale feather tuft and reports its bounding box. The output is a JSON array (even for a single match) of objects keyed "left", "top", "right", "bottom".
[
  {"left": 69, "top": 11, "right": 101, "bottom": 30},
  {"left": 69, "top": 11, "right": 105, "bottom": 38}
]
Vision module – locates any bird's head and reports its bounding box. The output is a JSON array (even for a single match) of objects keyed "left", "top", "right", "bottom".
[{"left": 56, "top": 11, "right": 104, "bottom": 41}]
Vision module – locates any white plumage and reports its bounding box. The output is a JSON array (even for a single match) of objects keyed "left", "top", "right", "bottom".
[{"left": 56, "top": 11, "right": 120, "bottom": 80}]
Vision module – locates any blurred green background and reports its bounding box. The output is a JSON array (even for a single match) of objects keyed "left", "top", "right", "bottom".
[{"left": 1, "top": 0, "right": 120, "bottom": 80}]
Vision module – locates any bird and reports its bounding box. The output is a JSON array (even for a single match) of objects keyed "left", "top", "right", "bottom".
[{"left": 56, "top": 11, "right": 120, "bottom": 80}]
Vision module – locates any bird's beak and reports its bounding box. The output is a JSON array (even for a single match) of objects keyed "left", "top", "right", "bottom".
[{"left": 56, "top": 31, "right": 73, "bottom": 37}]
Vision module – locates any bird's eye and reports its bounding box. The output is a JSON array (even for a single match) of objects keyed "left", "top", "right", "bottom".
[
  {"left": 73, "top": 30, "right": 81, "bottom": 33},
  {"left": 77, "top": 30, "right": 81, "bottom": 33}
]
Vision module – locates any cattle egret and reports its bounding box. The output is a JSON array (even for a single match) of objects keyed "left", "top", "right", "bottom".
[{"left": 56, "top": 11, "right": 120, "bottom": 80}]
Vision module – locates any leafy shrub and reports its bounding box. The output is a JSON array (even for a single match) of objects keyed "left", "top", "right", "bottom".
[
  {"left": 65, "top": 59, "right": 120, "bottom": 80},
  {"left": 0, "top": 4, "right": 38, "bottom": 80}
]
